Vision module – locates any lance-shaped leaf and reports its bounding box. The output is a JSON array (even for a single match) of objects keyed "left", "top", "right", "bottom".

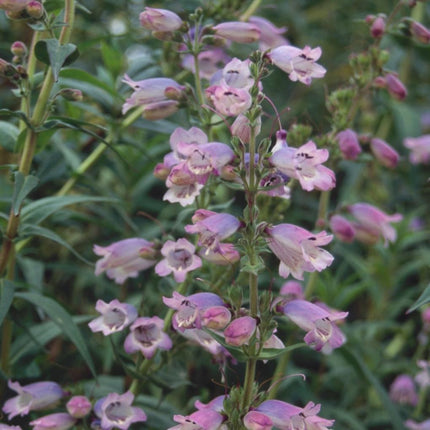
[
  {"left": 12, "top": 172, "right": 39, "bottom": 216},
  {"left": 0, "top": 279, "right": 15, "bottom": 327}
]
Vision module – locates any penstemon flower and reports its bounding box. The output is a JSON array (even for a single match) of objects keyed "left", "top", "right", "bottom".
[
  {"left": 403, "top": 134, "right": 430, "bottom": 164},
  {"left": 248, "top": 16, "right": 289, "bottom": 51},
  {"left": 336, "top": 129, "right": 362, "bottom": 160},
  {"left": 389, "top": 375, "right": 418, "bottom": 406},
  {"left": 139, "top": 7, "right": 183, "bottom": 32},
  {"left": 212, "top": 22, "right": 261, "bottom": 44},
  {"left": 29, "top": 413, "right": 76, "bottom": 430}
]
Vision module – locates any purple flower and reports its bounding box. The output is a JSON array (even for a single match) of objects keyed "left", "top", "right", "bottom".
[
  {"left": 283, "top": 300, "right": 347, "bottom": 353},
  {"left": 385, "top": 73, "right": 407, "bottom": 100},
  {"left": 243, "top": 400, "right": 334, "bottom": 430},
  {"left": 348, "top": 203, "right": 403, "bottom": 246},
  {"left": 404, "top": 134, "right": 430, "bottom": 164},
  {"left": 249, "top": 16, "right": 289, "bottom": 50},
  {"left": 185, "top": 209, "right": 240, "bottom": 252},
  {"left": 213, "top": 22, "right": 261, "bottom": 43},
  {"left": 124, "top": 316, "right": 172, "bottom": 359},
  {"left": 231, "top": 114, "right": 261, "bottom": 144},
  {"left": 405, "top": 419, "right": 430, "bottom": 430},
  {"left": 370, "top": 15, "right": 386, "bottom": 38},
  {"left": 390, "top": 375, "right": 418, "bottom": 406},
  {"left": 93, "top": 238, "right": 156, "bottom": 284},
  {"left": 2, "top": 380, "right": 65, "bottom": 420},
  {"left": 169, "top": 409, "right": 225, "bottom": 430},
  {"left": 224, "top": 316, "right": 257, "bottom": 346},
  {"left": 66, "top": 395, "right": 92, "bottom": 418},
  {"left": 155, "top": 238, "right": 202, "bottom": 282},
  {"left": 182, "top": 48, "right": 230, "bottom": 80},
  {"left": 267, "top": 45, "right": 326, "bottom": 85},
  {"left": 370, "top": 138, "right": 399, "bottom": 168},
  {"left": 265, "top": 223, "right": 334, "bottom": 280},
  {"left": 121, "top": 75, "right": 184, "bottom": 115},
  {"left": 88, "top": 299, "right": 138, "bottom": 335},
  {"left": 95, "top": 392, "right": 147, "bottom": 430},
  {"left": 270, "top": 141, "right": 336, "bottom": 192},
  {"left": 29, "top": 413, "right": 76, "bottom": 430},
  {"left": 329, "top": 214, "right": 356, "bottom": 243},
  {"left": 0, "top": 425, "right": 22, "bottom": 430},
  {"left": 139, "top": 7, "right": 183, "bottom": 32},
  {"left": 336, "top": 129, "right": 362, "bottom": 160}
]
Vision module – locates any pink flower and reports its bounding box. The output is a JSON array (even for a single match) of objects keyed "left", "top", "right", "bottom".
[
  {"left": 66, "top": 395, "right": 92, "bottom": 418},
  {"left": 95, "top": 392, "right": 146, "bottom": 430},
  {"left": 371, "top": 16, "right": 386, "bottom": 38},
  {"left": 283, "top": 300, "right": 348, "bottom": 353},
  {"left": 93, "top": 238, "right": 156, "bottom": 284},
  {"left": 139, "top": 7, "right": 183, "bottom": 32},
  {"left": 329, "top": 214, "right": 356, "bottom": 243},
  {"left": 336, "top": 129, "right": 362, "bottom": 160},
  {"left": 348, "top": 203, "right": 403, "bottom": 246},
  {"left": 370, "top": 138, "right": 399, "bottom": 168},
  {"left": 267, "top": 45, "right": 326, "bottom": 85},
  {"left": 411, "top": 21, "right": 430, "bottom": 44},
  {"left": 403, "top": 134, "right": 430, "bottom": 164},
  {"left": 249, "top": 16, "right": 289, "bottom": 50},
  {"left": 213, "top": 22, "right": 261, "bottom": 43},
  {"left": 270, "top": 141, "right": 336, "bottom": 191},
  {"left": 385, "top": 73, "right": 407, "bottom": 100},
  {"left": 224, "top": 316, "right": 257, "bottom": 346},
  {"left": 3, "top": 380, "right": 65, "bottom": 420},
  {"left": 243, "top": 400, "right": 334, "bottom": 430},
  {"left": 206, "top": 84, "right": 252, "bottom": 116},
  {"left": 389, "top": 375, "right": 418, "bottom": 406},
  {"left": 231, "top": 114, "right": 261, "bottom": 144},
  {"left": 124, "top": 316, "right": 172, "bottom": 359},
  {"left": 415, "top": 361, "right": 430, "bottom": 388},
  {"left": 29, "top": 413, "right": 76, "bottom": 430},
  {"left": 169, "top": 409, "right": 225, "bottom": 430},
  {"left": 265, "top": 224, "right": 334, "bottom": 280},
  {"left": 88, "top": 299, "right": 137, "bottom": 335},
  {"left": 182, "top": 48, "right": 230, "bottom": 80},
  {"left": 155, "top": 238, "right": 202, "bottom": 282}
]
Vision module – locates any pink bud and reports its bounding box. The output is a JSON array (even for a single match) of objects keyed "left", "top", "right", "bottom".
[
  {"left": 371, "top": 16, "right": 386, "bottom": 38},
  {"left": 385, "top": 73, "right": 407, "bottom": 100},
  {"left": 231, "top": 114, "right": 261, "bottom": 144},
  {"left": 373, "top": 76, "right": 387, "bottom": 88},
  {"left": 370, "top": 138, "right": 399, "bottom": 168},
  {"left": 213, "top": 22, "right": 261, "bottom": 43},
  {"left": 224, "top": 316, "right": 257, "bottom": 346},
  {"left": 411, "top": 20, "right": 430, "bottom": 44},
  {"left": 25, "top": 0, "right": 43, "bottom": 19},
  {"left": 330, "top": 215, "right": 356, "bottom": 243},
  {"left": 153, "top": 162, "right": 170, "bottom": 180},
  {"left": 11, "top": 41, "right": 27, "bottom": 57},
  {"left": 336, "top": 129, "right": 362, "bottom": 160},
  {"left": 139, "top": 7, "right": 183, "bottom": 32},
  {"left": 66, "top": 395, "right": 92, "bottom": 418}
]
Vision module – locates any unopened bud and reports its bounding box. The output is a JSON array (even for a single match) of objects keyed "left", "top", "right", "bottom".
[
  {"left": 26, "top": 1, "right": 44, "bottom": 19},
  {"left": 370, "top": 137, "right": 399, "bottom": 168},
  {"left": 330, "top": 215, "right": 356, "bottom": 243},
  {"left": 224, "top": 316, "right": 257, "bottom": 346},
  {"left": 411, "top": 20, "right": 430, "bottom": 44},
  {"left": 336, "top": 129, "right": 362, "bottom": 160},
  {"left": 153, "top": 162, "right": 170, "bottom": 180},
  {"left": 66, "top": 396, "right": 92, "bottom": 419},
  {"left": 385, "top": 73, "right": 407, "bottom": 100},
  {"left": 12, "top": 55, "right": 21, "bottom": 64},
  {"left": 0, "top": 58, "right": 17, "bottom": 78},
  {"left": 219, "top": 164, "right": 237, "bottom": 181},
  {"left": 371, "top": 16, "right": 386, "bottom": 38},
  {"left": 16, "top": 65, "right": 28, "bottom": 79},
  {"left": 60, "top": 88, "right": 83, "bottom": 102},
  {"left": 11, "top": 41, "right": 27, "bottom": 57},
  {"left": 142, "top": 100, "right": 179, "bottom": 120},
  {"left": 373, "top": 76, "right": 387, "bottom": 88}
]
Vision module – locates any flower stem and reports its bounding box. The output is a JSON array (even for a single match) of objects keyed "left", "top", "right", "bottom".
[{"left": 240, "top": 0, "right": 262, "bottom": 22}]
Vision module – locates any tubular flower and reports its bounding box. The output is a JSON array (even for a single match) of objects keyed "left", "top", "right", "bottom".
[
  {"left": 124, "top": 316, "right": 172, "bottom": 359},
  {"left": 199, "top": 242, "right": 240, "bottom": 266},
  {"left": 370, "top": 138, "right": 399, "bottom": 168},
  {"left": 270, "top": 140, "right": 335, "bottom": 191},
  {"left": 347, "top": 203, "right": 403, "bottom": 246},
  {"left": 403, "top": 134, "right": 430, "bottom": 164},
  {"left": 94, "top": 392, "right": 147, "bottom": 430},
  {"left": 213, "top": 22, "right": 261, "bottom": 43},
  {"left": 169, "top": 409, "right": 225, "bottom": 430},
  {"left": 155, "top": 238, "right": 202, "bottom": 282},
  {"left": 2, "top": 380, "right": 65, "bottom": 420},
  {"left": 405, "top": 420, "right": 430, "bottom": 430},
  {"left": 243, "top": 400, "right": 334, "bottom": 430},
  {"left": 224, "top": 316, "right": 257, "bottom": 346},
  {"left": 336, "top": 129, "right": 362, "bottom": 160},
  {"left": 93, "top": 238, "right": 156, "bottom": 284},
  {"left": 329, "top": 214, "right": 356, "bottom": 243},
  {"left": 88, "top": 299, "right": 138, "bottom": 335},
  {"left": 267, "top": 45, "right": 326, "bottom": 85},
  {"left": 139, "top": 7, "right": 183, "bottom": 32},
  {"left": 249, "top": 16, "right": 288, "bottom": 50},
  {"left": 283, "top": 300, "right": 348, "bottom": 353},
  {"left": 389, "top": 375, "right": 418, "bottom": 406},
  {"left": 265, "top": 223, "right": 334, "bottom": 280},
  {"left": 66, "top": 395, "right": 92, "bottom": 418},
  {"left": 29, "top": 413, "right": 76, "bottom": 430}
]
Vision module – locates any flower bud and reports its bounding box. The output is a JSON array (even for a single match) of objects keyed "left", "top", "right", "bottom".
[
  {"left": 0, "top": 58, "right": 17, "bottom": 78},
  {"left": 60, "top": 88, "right": 83, "bottom": 102},
  {"left": 142, "top": 100, "right": 179, "bottom": 120},
  {"left": 202, "top": 306, "right": 231, "bottom": 330},
  {"left": 371, "top": 16, "right": 386, "bottom": 38},
  {"left": 139, "top": 7, "right": 183, "bottom": 32},
  {"left": 231, "top": 114, "right": 261, "bottom": 144},
  {"left": 25, "top": 0, "right": 43, "bottom": 19},
  {"left": 224, "top": 316, "right": 257, "bottom": 346},
  {"left": 213, "top": 22, "right": 261, "bottom": 43},
  {"left": 330, "top": 215, "right": 356, "bottom": 243},
  {"left": 11, "top": 41, "right": 27, "bottom": 57},
  {"left": 373, "top": 76, "right": 387, "bottom": 88},
  {"left": 153, "top": 162, "right": 170, "bottom": 180},
  {"left": 30, "top": 413, "right": 77, "bottom": 429},
  {"left": 370, "top": 137, "right": 399, "bottom": 168},
  {"left": 66, "top": 395, "right": 92, "bottom": 418},
  {"left": 385, "top": 73, "right": 407, "bottom": 100},
  {"left": 336, "top": 129, "right": 362, "bottom": 160},
  {"left": 410, "top": 20, "right": 430, "bottom": 44}
]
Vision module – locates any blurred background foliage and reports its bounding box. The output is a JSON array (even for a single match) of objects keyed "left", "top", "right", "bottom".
[{"left": 0, "top": 0, "right": 429, "bottom": 429}]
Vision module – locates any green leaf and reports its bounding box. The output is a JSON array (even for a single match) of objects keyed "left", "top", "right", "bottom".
[
  {"left": 407, "top": 283, "right": 430, "bottom": 314},
  {"left": 11, "top": 172, "right": 39, "bottom": 216},
  {"left": 18, "top": 224, "right": 91, "bottom": 264},
  {"left": 15, "top": 292, "right": 96, "bottom": 377},
  {"left": 252, "top": 343, "right": 307, "bottom": 360},
  {"left": 21, "top": 195, "right": 118, "bottom": 226},
  {"left": 0, "top": 109, "right": 32, "bottom": 129},
  {"left": 339, "top": 347, "right": 405, "bottom": 430},
  {"left": 101, "top": 42, "right": 124, "bottom": 78},
  {"left": 35, "top": 39, "right": 79, "bottom": 80},
  {"left": 0, "top": 279, "right": 15, "bottom": 327},
  {"left": 0, "top": 121, "right": 19, "bottom": 151}
]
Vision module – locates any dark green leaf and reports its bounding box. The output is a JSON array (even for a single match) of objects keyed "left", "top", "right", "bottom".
[
  {"left": 251, "top": 343, "right": 307, "bottom": 360},
  {"left": 0, "top": 279, "right": 15, "bottom": 327},
  {"left": 11, "top": 172, "right": 39, "bottom": 216},
  {"left": 101, "top": 42, "right": 124, "bottom": 78},
  {"left": 15, "top": 292, "right": 96, "bottom": 377},
  {"left": 0, "top": 121, "right": 19, "bottom": 151},
  {"left": 0, "top": 109, "right": 32, "bottom": 129},
  {"left": 35, "top": 39, "right": 79, "bottom": 80},
  {"left": 407, "top": 283, "right": 430, "bottom": 314}
]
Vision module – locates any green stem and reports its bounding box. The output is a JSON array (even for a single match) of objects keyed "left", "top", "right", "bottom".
[{"left": 240, "top": 0, "right": 262, "bottom": 22}]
